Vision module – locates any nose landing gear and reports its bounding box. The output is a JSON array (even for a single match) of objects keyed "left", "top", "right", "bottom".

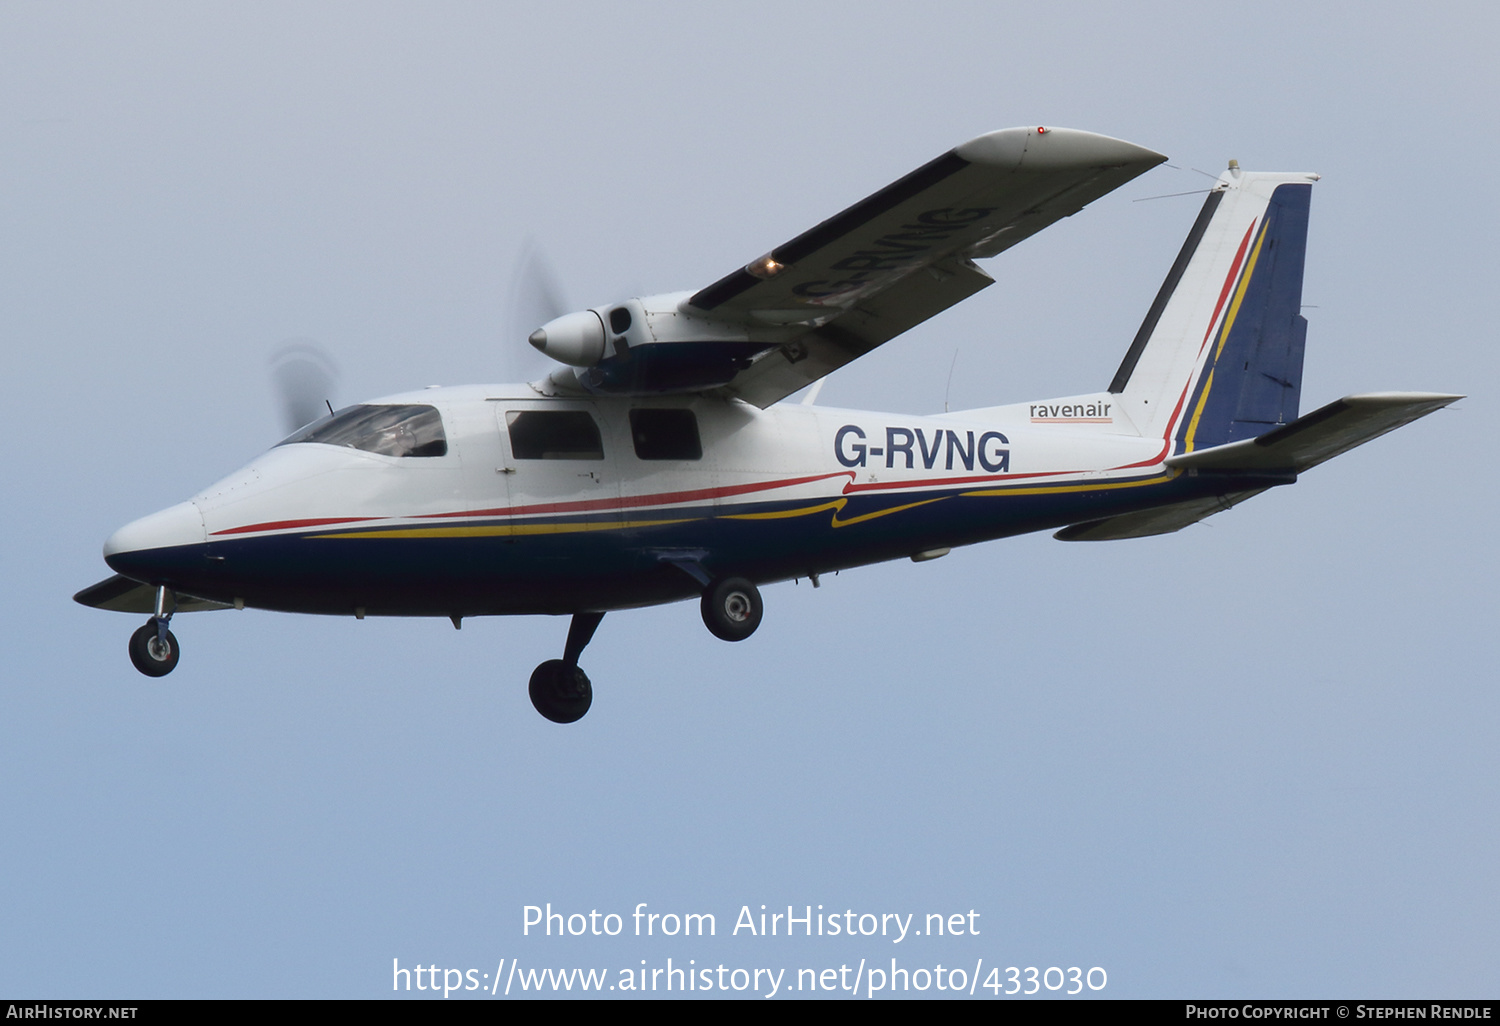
[
  {"left": 128, "top": 586, "right": 180, "bottom": 677},
  {"left": 528, "top": 611, "right": 604, "bottom": 724}
]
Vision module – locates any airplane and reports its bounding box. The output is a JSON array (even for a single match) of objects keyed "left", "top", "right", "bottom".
[{"left": 75, "top": 126, "right": 1461, "bottom": 723}]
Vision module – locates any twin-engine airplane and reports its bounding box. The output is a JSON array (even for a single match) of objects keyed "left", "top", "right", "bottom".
[{"left": 77, "top": 127, "right": 1460, "bottom": 722}]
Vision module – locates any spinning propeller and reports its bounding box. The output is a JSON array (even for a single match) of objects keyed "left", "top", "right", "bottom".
[
  {"left": 505, "top": 239, "right": 572, "bottom": 384},
  {"left": 269, "top": 340, "right": 340, "bottom": 436},
  {"left": 265, "top": 244, "right": 573, "bottom": 437}
]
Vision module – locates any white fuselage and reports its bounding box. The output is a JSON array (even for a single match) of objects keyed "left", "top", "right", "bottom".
[{"left": 102, "top": 383, "right": 1189, "bottom": 618}]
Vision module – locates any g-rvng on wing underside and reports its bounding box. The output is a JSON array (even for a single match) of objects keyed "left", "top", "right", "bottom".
[{"left": 529, "top": 127, "right": 1166, "bottom": 407}]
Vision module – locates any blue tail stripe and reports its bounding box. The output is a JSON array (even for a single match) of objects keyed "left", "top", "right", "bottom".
[{"left": 1181, "top": 182, "right": 1313, "bottom": 449}]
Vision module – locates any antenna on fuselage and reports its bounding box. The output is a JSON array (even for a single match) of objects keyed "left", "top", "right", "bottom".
[{"left": 944, "top": 349, "right": 960, "bottom": 413}]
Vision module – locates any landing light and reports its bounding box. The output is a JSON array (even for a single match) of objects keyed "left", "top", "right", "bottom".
[{"left": 745, "top": 254, "right": 786, "bottom": 279}]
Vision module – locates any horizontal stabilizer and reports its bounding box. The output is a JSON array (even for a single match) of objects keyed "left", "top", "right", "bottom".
[
  {"left": 1166, "top": 392, "right": 1462, "bottom": 473},
  {"left": 73, "top": 574, "right": 233, "bottom": 614},
  {"left": 1054, "top": 490, "right": 1265, "bottom": 541}
]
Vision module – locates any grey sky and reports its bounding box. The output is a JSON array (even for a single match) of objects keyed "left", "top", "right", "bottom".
[{"left": 3, "top": 2, "right": 1495, "bottom": 998}]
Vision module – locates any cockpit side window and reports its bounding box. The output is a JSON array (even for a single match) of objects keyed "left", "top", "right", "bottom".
[{"left": 278, "top": 404, "right": 447, "bottom": 457}]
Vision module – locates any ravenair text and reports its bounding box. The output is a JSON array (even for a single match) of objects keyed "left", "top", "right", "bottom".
[
  {"left": 1029, "top": 401, "right": 1112, "bottom": 422},
  {"left": 836, "top": 425, "right": 1009, "bottom": 472},
  {"left": 521, "top": 903, "right": 977, "bottom": 944}
]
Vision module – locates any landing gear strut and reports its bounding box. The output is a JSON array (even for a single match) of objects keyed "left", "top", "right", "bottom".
[
  {"left": 701, "top": 577, "right": 763, "bottom": 642},
  {"left": 128, "top": 586, "right": 180, "bottom": 677},
  {"left": 528, "top": 611, "right": 603, "bottom": 724}
]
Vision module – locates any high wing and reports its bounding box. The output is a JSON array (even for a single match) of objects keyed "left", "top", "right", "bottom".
[
  {"left": 533, "top": 127, "right": 1165, "bottom": 407},
  {"left": 701, "top": 127, "right": 1167, "bottom": 407}
]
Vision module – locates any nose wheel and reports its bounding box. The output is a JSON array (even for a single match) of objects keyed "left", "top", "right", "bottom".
[
  {"left": 529, "top": 611, "right": 603, "bottom": 723},
  {"left": 127, "top": 586, "right": 181, "bottom": 677}
]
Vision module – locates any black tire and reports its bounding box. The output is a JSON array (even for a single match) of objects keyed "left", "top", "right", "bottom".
[
  {"left": 528, "top": 659, "right": 593, "bottom": 723},
  {"left": 700, "top": 576, "right": 763, "bottom": 642},
  {"left": 128, "top": 619, "right": 180, "bottom": 677}
]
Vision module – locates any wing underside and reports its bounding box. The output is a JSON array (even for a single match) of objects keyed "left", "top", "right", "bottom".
[
  {"left": 539, "top": 128, "right": 1166, "bottom": 406},
  {"left": 703, "top": 128, "right": 1167, "bottom": 407},
  {"left": 73, "top": 574, "right": 232, "bottom": 614}
]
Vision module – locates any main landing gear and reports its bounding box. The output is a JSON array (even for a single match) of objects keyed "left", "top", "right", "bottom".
[
  {"left": 128, "top": 586, "right": 180, "bottom": 677},
  {"left": 662, "top": 558, "right": 765, "bottom": 644},
  {"left": 529, "top": 611, "right": 603, "bottom": 724},
  {"left": 527, "top": 575, "right": 766, "bottom": 723},
  {"left": 700, "top": 576, "right": 763, "bottom": 642}
]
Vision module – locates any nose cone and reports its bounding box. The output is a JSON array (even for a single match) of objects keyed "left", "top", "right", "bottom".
[
  {"left": 528, "top": 310, "right": 606, "bottom": 367},
  {"left": 104, "top": 501, "right": 207, "bottom": 575}
]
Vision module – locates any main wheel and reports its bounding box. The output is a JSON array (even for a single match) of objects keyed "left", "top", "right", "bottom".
[
  {"left": 700, "top": 577, "right": 763, "bottom": 642},
  {"left": 128, "top": 619, "right": 180, "bottom": 677},
  {"left": 528, "top": 659, "right": 593, "bottom": 723}
]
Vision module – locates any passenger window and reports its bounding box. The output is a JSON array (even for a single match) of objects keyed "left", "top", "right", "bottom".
[
  {"left": 629, "top": 408, "right": 702, "bottom": 461},
  {"left": 506, "top": 410, "right": 604, "bottom": 460}
]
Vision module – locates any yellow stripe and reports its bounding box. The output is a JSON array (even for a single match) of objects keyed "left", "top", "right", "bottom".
[
  {"left": 1184, "top": 219, "right": 1271, "bottom": 452},
  {"left": 1213, "top": 223, "right": 1269, "bottom": 363},
  {"left": 961, "top": 472, "right": 1175, "bottom": 499},
  {"left": 831, "top": 497, "right": 945, "bottom": 526},
  {"left": 723, "top": 501, "right": 846, "bottom": 521},
  {"left": 308, "top": 474, "right": 1175, "bottom": 541},
  {"left": 727, "top": 495, "right": 946, "bottom": 526},
  {"left": 1183, "top": 368, "right": 1215, "bottom": 454}
]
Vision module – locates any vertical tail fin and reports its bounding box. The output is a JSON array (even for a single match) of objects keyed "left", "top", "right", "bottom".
[{"left": 1109, "top": 167, "right": 1319, "bottom": 453}]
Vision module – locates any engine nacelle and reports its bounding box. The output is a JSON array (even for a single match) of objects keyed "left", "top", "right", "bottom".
[{"left": 531, "top": 293, "right": 800, "bottom": 394}]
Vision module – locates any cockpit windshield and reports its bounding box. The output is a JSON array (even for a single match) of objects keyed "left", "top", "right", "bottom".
[{"left": 277, "top": 404, "right": 447, "bottom": 458}]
